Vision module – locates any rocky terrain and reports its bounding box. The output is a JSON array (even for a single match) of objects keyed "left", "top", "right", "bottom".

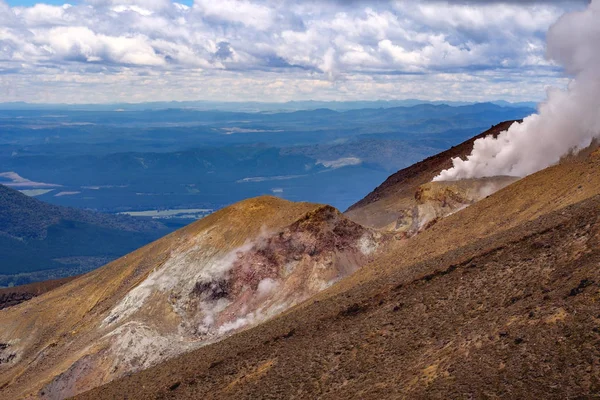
[
  {"left": 77, "top": 137, "right": 600, "bottom": 400},
  {"left": 345, "top": 121, "right": 516, "bottom": 230},
  {"left": 0, "top": 197, "right": 385, "bottom": 399},
  {"left": 80, "top": 193, "right": 600, "bottom": 400},
  {"left": 2, "top": 121, "right": 600, "bottom": 399},
  {"left": 391, "top": 176, "right": 517, "bottom": 237}
]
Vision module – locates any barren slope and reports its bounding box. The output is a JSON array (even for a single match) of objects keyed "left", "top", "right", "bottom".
[
  {"left": 345, "top": 121, "right": 516, "bottom": 230},
  {"left": 344, "top": 146, "right": 600, "bottom": 290},
  {"left": 0, "top": 196, "right": 384, "bottom": 399},
  {"left": 389, "top": 176, "right": 518, "bottom": 237},
  {"left": 78, "top": 148, "right": 600, "bottom": 399}
]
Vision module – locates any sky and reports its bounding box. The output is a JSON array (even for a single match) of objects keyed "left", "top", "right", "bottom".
[{"left": 0, "top": 0, "right": 589, "bottom": 104}]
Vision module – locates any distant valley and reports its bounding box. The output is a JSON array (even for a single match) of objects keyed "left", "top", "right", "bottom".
[
  {"left": 0, "top": 185, "right": 178, "bottom": 287},
  {"left": 0, "top": 102, "right": 533, "bottom": 215}
]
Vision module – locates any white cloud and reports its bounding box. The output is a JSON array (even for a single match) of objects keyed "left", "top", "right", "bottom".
[
  {"left": 16, "top": 3, "right": 73, "bottom": 25},
  {"left": 193, "top": 0, "right": 275, "bottom": 30},
  {"left": 0, "top": 0, "right": 586, "bottom": 103},
  {"left": 42, "top": 26, "right": 166, "bottom": 66},
  {"left": 407, "top": 2, "right": 561, "bottom": 33},
  {"left": 86, "top": 0, "right": 173, "bottom": 11}
]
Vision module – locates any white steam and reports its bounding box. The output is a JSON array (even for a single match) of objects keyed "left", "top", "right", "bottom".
[{"left": 435, "top": 1, "right": 600, "bottom": 182}]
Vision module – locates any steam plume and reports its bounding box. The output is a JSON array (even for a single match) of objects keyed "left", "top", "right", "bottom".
[{"left": 434, "top": 0, "right": 600, "bottom": 182}]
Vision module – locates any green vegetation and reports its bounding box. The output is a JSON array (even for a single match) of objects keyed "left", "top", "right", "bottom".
[{"left": 0, "top": 185, "right": 175, "bottom": 286}]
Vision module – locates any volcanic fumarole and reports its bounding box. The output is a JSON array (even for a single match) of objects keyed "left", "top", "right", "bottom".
[{"left": 435, "top": 0, "right": 600, "bottom": 182}]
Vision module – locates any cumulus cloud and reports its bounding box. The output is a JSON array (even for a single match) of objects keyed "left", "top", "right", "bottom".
[
  {"left": 0, "top": 0, "right": 586, "bottom": 102},
  {"left": 194, "top": 0, "right": 275, "bottom": 30}
]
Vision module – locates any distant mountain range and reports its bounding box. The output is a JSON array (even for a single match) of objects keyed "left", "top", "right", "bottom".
[
  {"left": 0, "top": 99, "right": 538, "bottom": 112},
  {"left": 0, "top": 102, "right": 534, "bottom": 215},
  {"left": 0, "top": 184, "right": 177, "bottom": 287}
]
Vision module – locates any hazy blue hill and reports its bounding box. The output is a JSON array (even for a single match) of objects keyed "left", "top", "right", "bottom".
[
  {"left": 0, "top": 184, "right": 175, "bottom": 286},
  {"left": 0, "top": 103, "right": 534, "bottom": 237},
  {"left": 0, "top": 184, "right": 165, "bottom": 239},
  {"left": 0, "top": 99, "right": 536, "bottom": 112},
  {"left": 4, "top": 146, "right": 323, "bottom": 187}
]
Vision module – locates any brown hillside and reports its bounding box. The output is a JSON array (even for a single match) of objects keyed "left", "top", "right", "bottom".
[
  {"left": 78, "top": 146, "right": 600, "bottom": 399},
  {"left": 0, "top": 196, "right": 384, "bottom": 399},
  {"left": 0, "top": 197, "right": 321, "bottom": 399},
  {"left": 345, "top": 120, "right": 516, "bottom": 230}
]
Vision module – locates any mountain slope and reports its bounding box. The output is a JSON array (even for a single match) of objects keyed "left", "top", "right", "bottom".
[
  {"left": 0, "top": 184, "right": 172, "bottom": 286},
  {"left": 76, "top": 141, "right": 600, "bottom": 399},
  {"left": 345, "top": 121, "right": 517, "bottom": 230},
  {"left": 0, "top": 196, "right": 385, "bottom": 399},
  {"left": 343, "top": 145, "right": 600, "bottom": 290},
  {"left": 80, "top": 192, "right": 600, "bottom": 400}
]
